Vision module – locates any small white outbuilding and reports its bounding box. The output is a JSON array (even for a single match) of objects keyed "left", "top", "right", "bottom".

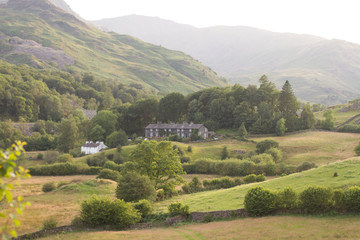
[{"left": 81, "top": 141, "right": 107, "bottom": 155}]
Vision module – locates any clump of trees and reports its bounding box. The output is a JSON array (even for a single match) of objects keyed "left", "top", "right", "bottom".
[{"left": 244, "top": 186, "right": 360, "bottom": 216}]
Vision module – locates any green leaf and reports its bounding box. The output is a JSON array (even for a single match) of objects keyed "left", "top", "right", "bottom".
[
  {"left": 13, "top": 219, "right": 20, "bottom": 227},
  {"left": 9, "top": 230, "right": 17, "bottom": 238}
]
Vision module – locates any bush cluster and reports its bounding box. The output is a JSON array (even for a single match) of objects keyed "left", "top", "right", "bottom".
[
  {"left": 133, "top": 199, "right": 153, "bottom": 218},
  {"left": 86, "top": 153, "right": 107, "bottom": 167},
  {"left": 29, "top": 163, "right": 101, "bottom": 176},
  {"left": 183, "top": 158, "right": 313, "bottom": 176},
  {"left": 96, "top": 169, "right": 121, "bottom": 181},
  {"left": 116, "top": 173, "right": 156, "bottom": 202},
  {"left": 243, "top": 174, "right": 266, "bottom": 184},
  {"left": 42, "top": 182, "right": 56, "bottom": 192},
  {"left": 80, "top": 196, "right": 141, "bottom": 228},
  {"left": 244, "top": 186, "right": 360, "bottom": 216},
  {"left": 168, "top": 202, "right": 190, "bottom": 217}
]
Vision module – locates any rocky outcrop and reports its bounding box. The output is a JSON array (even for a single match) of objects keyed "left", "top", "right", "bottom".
[{"left": 7, "top": 36, "right": 74, "bottom": 68}]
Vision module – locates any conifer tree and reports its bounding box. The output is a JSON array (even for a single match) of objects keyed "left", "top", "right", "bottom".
[{"left": 279, "top": 81, "right": 299, "bottom": 132}]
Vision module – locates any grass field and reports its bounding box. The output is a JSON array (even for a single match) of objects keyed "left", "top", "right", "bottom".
[
  {"left": 154, "top": 157, "right": 360, "bottom": 212},
  {"left": 2, "top": 175, "right": 116, "bottom": 235},
  {"left": 40, "top": 215, "right": 360, "bottom": 240},
  {"left": 177, "top": 131, "right": 360, "bottom": 166}
]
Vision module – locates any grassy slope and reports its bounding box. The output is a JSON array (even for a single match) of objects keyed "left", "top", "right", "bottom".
[
  {"left": 154, "top": 157, "right": 360, "bottom": 212},
  {"left": 5, "top": 176, "right": 116, "bottom": 235},
  {"left": 174, "top": 131, "right": 359, "bottom": 166},
  {"left": 41, "top": 216, "right": 360, "bottom": 240},
  {"left": 0, "top": 0, "right": 227, "bottom": 94}
]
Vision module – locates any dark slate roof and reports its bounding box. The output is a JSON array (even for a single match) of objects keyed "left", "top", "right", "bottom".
[
  {"left": 146, "top": 122, "right": 204, "bottom": 129},
  {"left": 82, "top": 142, "right": 101, "bottom": 148}
]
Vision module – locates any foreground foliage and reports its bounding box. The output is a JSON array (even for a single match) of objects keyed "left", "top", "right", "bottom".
[{"left": 0, "top": 142, "right": 30, "bottom": 239}]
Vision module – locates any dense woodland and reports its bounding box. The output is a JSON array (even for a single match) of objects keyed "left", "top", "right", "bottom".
[{"left": 0, "top": 60, "right": 333, "bottom": 152}]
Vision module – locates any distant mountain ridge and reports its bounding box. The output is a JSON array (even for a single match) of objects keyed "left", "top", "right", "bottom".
[
  {"left": 0, "top": 0, "right": 227, "bottom": 94},
  {"left": 92, "top": 15, "right": 360, "bottom": 104}
]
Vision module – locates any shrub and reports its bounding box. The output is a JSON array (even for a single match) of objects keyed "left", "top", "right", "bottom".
[
  {"left": 188, "top": 176, "right": 203, "bottom": 192},
  {"left": 256, "top": 140, "right": 279, "bottom": 154},
  {"left": 42, "top": 182, "right": 56, "bottom": 192},
  {"left": 42, "top": 217, "right": 57, "bottom": 230},
  {"left": 103, "top": 161, "right": 122, "bottom": 171},
  {"left": 344, "top": 186, "right": 360, "bottom": 212},
  {"left": 71, "top": 216, "right": 84, "bottom": 227},
  {"left": 221, "top": 146, "right": 229, "bottom": 160},
  {"left": 80, "top": 196, "right": 141, "bottom": 228},
  {"left": 355, "top": 144, "right": 360, "bottom": 156},
  {"left": 37, "top": 153, "right": 43, "bottom": 160},
  {"left": 202, "top": 214, "right": 214, "bottom": 223},
  {"left": 182, "top": 183, "right": 191, "bottom": 194},
  {"left": 168, "top": 202, "right": 190, "bottom": 217},
  {"left": 134, "top": 199, "right": 153, "bottom": 218},
  {"left": 255, "top": 174, "right": 266, "bottom": 182},
  {"left": 116, "top": 173, "right": 156, "bottom": 202},
  {"left": 86, "top": 152, "right": 107, "bottom": 167},
  {"left": 187, "top": 146, "right": 192, "bottom": 152},
  {"left": 333, "top": 172, "right": 338, "bottom": 177},
  {"left": 219, "top": 176, "right": 234, "bottom": 188},
  {"left": 244, "top": 186, "right": 276, "bottom": 216},
  {"left": 243, "top": 174, "right": 257, "bottom": 184},
  {"left": 333, "top": 189, "right": 345, "bottom": 210},
  {"left": 44, "top": 151, "right": 59, "bottom": 164},
  {"left": 56, "top": 153, "right": 73, "bottom": 163},
  {"left": 97, "top": 169, "right": 121, "bottom": 181},
  {"left": 265, "top": 148, "right": 283, "bottom": 163},
  {"left": 296, "top": 162, "right": 316, "bottom": 172},
  {"left": 169, "top": 135, "right": 183, "bottom": 142},
  {"left": 234, "top": 177, "right": 243, "bottom": 186},
  {"left": 299, "top": 186, "right": 333, "bottom": 213},
  {"left": 180, "top": 156, "right": 190, "bottom": 163},
  {"left": 275, "top": 187, "right": 298, "bottom": 210}
]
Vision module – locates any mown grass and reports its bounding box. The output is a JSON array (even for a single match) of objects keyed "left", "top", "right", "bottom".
[
  {"left": 154, "top": 157, "right": 360, "bottom": 212},
  {"left": 41, "top": 215, "right": 360, "bottom": 240}
]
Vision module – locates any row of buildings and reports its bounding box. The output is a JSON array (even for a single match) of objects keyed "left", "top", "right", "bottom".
[{"left": 81, "top": 122, "right": 209, "bottom": 155}]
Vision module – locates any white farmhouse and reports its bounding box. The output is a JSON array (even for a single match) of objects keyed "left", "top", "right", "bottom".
[{"left": 81, "top": 141, "right": 107, "bottom": 155}]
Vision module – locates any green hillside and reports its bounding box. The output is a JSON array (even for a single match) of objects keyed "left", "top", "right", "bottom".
[
  {"left": 0, "top": 0, "right": 227, "bottom": 94},
  {"left": 155, "top": 157, "right": 360, "bottom": 212}
]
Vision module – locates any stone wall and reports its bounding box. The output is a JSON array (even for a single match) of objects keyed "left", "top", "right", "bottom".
[{"left": 191, "top": 208, "right": 248, "bottom": 222}]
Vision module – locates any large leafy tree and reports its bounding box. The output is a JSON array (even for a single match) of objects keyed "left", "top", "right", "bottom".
[
  {"left": 300, "top": 103, "right": 316, "bottom": 129},
  {"left": 127, "top": 141, "right": 183, "bottom": 189},
  {"left": 278, "top": 80, "right": 299, "bottom": 132},
  {"left": 91, "top": 110, "right": 117, "bottom": 137},
  {"left": 158, "top": 92, "right": 186, "bottom": 123},
  {"left": 58, "top": 117, "right": 78, "bottom": 153}
]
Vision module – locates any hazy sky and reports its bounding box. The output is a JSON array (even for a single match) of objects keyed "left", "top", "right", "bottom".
[{"left": 64, "top": 0, "right": 360, "bottom": 44}]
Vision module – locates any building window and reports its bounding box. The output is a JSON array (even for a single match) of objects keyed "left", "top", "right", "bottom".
[
  {"left": 177, "top": 129, "right": 180, "bottom": 132},
  {"left": 150, "top": 129, "right": 153, "bottom": 132},
  {"left": 156, "top": 129, "right": 158, "bottom": 131},
  {"left": 189, "top": 129, "right": 192, "bottom": 132}
]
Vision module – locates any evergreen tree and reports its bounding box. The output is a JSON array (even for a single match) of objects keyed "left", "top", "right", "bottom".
[
  {"left": 238, "top": 122, "right": 248, "bottom": 139},
  {"left": 279, "top": 81, "right": 299, "bottom": 132},
  {"left": 221, "top": 146, "right": 229, "bottom": 160}
]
